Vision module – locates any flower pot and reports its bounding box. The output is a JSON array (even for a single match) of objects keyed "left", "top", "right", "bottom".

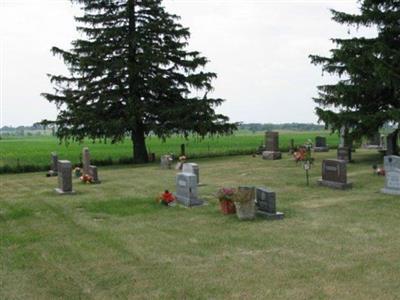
[
  {"left": 234, "top": 200, "right": 256, "bottom": 220},
  {"left": 219, "top": 200, "right": 236, "bottom": 215}
]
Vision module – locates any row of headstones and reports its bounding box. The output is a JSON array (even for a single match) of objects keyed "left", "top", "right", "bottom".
[
  {"left": 51, "top": 147, "right": 100, "bottom": 194},
  {"left": 261, "top": 131, "right": 353, "bottom": 161},
  {"left": 318, "top": 155, "right": 400, "bottom": 195},
  {"left": 174, "top": 170, "right": 284, "bottom": 219}
]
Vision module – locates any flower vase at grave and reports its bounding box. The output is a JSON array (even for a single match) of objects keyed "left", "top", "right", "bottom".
[{"left": 219, "top": 200, "right": 236, "bottom": 215}]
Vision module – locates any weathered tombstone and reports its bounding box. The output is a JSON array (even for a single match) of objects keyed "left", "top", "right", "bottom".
[
  {"left": 339, "top": 126, "right": 346, "bottom": 147},
  {"left": 314, "top": 136, "right": 329, "bottom": 152},
  {"left": 337, "top": 147, "right": 352, "bottom": 163},
  {"left": 380, "top": 135, "right": 386, "bottom": 149},
  {"left": 262, "top": 131, "right": 282, "bottom": 160},
  {"left": 175, "top": 172, "right": 203, "bottom": 207},
  {"left": 82, "top": 147, "right": 91, "bottom": 175},
  {"left": 160, "top": 155, "right": 173, "bottom": 169},
  {"left": 255, "top": 187, "right": 284, "bottom": 220},
  {"left": 381, "top": 156, "right": 400, "bottom": 195},
  {"left": 89, "top": 165, "right": 101, "bottom": 184},
  {"left": 318, "top": 159, "right": 353, "bottom": 190},
  {"left": 182, "top": 163, "right": 200, "bottom": 185},
  {"left": 55, "top": 160, "right": 74, "bottom": 194}
]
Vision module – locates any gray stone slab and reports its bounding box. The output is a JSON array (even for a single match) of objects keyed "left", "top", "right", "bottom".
[
  {"left": 318, "top": 179, "right": 353, "bottom": 190},
  {"left": 56, "top": 160, "right": 74, "bottom": 194},
  {"left": 175, "top": 173, "right": 203, "bottom": 207},
  {"left": 82, "top": 147, "right": 91, "bottom": 175},
  {"left": 381, "top": 155, "right": 400, "bottom": 195},
  {"left": 256, "top": 210, "right": 285, "bottom": 220},
  {"left": 262, "top": 151, "right": 282, "bottom": 160}
]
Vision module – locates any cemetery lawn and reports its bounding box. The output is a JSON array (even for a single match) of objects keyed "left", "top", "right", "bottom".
[{"left": 1, "top": 150, "right": 400, "bottom": 299}]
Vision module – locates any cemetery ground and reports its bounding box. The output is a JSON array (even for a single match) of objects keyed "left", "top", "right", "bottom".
[{"left": 1, "top": 150, "right": 400, "bottom": 299}]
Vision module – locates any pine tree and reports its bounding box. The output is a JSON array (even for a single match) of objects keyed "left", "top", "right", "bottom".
[
  {"left": 42, "top": 0, "right": 236, "bottom": 163},
  {"left": 310, "top": 0, "right": 400, "bottom": 152}
]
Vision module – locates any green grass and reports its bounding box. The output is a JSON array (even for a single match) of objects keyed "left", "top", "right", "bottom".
[
  {"left": 1, "top": 149, "right": 399, "bottom": 299},
  {"left": 0, "top": 131, "right": 339, "bottom": 173}
]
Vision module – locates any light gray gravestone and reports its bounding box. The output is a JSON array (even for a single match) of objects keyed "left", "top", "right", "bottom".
[
  {"left": 55, "top": 160, "right": 74, "bottom": 194},
  {"left": 175, "top": 172, "right": 203, "bottom": 207},
  {"left": 262, "top": 131, "right": 282, "bottom": 160},
  {"left": 182, "top": 163, "right": 200, "bottom": 185},
  {"left": 89, "top": 165, "right": 101, "bottom": 184},
  {"left": 318, "top": 159, "right": 353, "bottom": 190},
  {"left": 160, "top": 155, "right": 173, "bottom": 169},
  {"left": 381, "top": 156, "right": 400, "bottom": 195},
  {"left": 82, "top": 147, "right": 91, "bottom": 175},
  {"left": 255, "top": 187, "right": 284, "bottom": 220},
  {"left": 314, "top": 136, "right": 329, "bottom": 152}
]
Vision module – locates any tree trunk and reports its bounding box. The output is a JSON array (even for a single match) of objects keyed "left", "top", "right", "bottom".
[
  {"left": 132, "top": 127, "right": 149, "bottom": 164},
  {"left": 387, "top": 129, "right": 399, "bottom": 156}
]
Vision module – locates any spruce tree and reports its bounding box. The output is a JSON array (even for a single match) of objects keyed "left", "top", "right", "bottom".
[
  {"left": 310, "top": 0, "right": 400, "bottom": 151},
  {"left": 42, "top": 0, "right": 236, "bottom": 163}
]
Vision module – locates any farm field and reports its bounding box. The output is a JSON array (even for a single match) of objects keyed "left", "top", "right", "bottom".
[
  {"left": 0, "top": 131, "right": 339, "bottom": 172},
  {"left": 1, "top": 150, "right": 399, "bottom": 299}
]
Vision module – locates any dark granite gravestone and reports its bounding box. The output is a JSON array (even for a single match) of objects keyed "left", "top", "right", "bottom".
[
  {"left": 314, "top": 136, "right": 329, "bottom": 152},
  {"left": 55, "top": 160, "right": 74, "bottom": 194},
  {"left": 337, "top": 147, "right": 352, "bottom": 163},
  {"left": 255, "top": 187, "right": 284, "bottom": 220},
  {"left": 262, "top": 131, "right": 282, "bottom": 160},
  {"left": 318, "top": 159, "right": 353, "bottom": 190},
  {"left": 381, "top": 156, "right": 400, "bottom": 195},
  {"left": 175, "top": 173, "right": 203, "bottom": 207}
]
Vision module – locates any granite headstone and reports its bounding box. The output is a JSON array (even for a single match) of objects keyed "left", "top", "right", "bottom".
[
  {"left": 255, "top": 187, "right": 284, "bottom": 220},
  {"left": 55, "top": 160, "right": 74, "bottom": 194},
  {"left": 175, "top": 172, "right": 203, "bottom": 207},
  {"left": 318, "top": 159, "right": 352, "bottom": 189},
  {"left": 381, "top": 156, "right": 400, "bottom": 195}
]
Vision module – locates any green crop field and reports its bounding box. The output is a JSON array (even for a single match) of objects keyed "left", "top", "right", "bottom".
[
  {"left": 1, "top": 150, "right": 398, "bottom": 299},
  {"left": 0, "top": 131, "right": 339, "bottom": 173}
]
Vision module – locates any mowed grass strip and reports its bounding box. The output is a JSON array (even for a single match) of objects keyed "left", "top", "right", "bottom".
[
  {"left": 1, "top": 150, "right": 399, "bottom": 299},
  {"left": 0, "top": 131, "right": 339, "bottom": 170}
]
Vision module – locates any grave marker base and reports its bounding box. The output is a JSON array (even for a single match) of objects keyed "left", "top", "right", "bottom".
[
  {"left": 256, "top": 210, "right": 285, "bottom": 220},
  {"left": 318, "top": 179, "right": 353, "bottom": 190},
  {"left": 314, "top": 147, "right": 329, "bottom": 152},
  {"left": 54, "top": 188, "right": 75, "bottom": 195},
  {"left": 381, "top": 188, "right": 400, "bottom": 195},
  {"left": 262, "top": 151, "right": 282, "bottom": 160}
]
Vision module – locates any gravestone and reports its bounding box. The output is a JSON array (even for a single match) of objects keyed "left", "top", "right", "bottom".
[
  {"left": 318, "top": 159, "right": 352, "bottom": 190},
  {"left": 55, "top": 160, "right": 74, "bottom": 194},
  {"left": 160, "top": 155, "right": 173, "bottom": 169},
  {"left": 175, "top": 172, "right": 203, "bottom": 207},
  {"left": 82, "top": 147, "right": 91, "bottom": 175},
  {"left": 255, "top": 187, "right": 284, "bottom": 220},
  {"left": 337, "top": 147, "right": 352, "bottom": 163},
  {"left": 89, "top": 165, "right": 101, "bottom": 184},
  {"left": 314, "top": 136, "right": 329, "bottom": 152},
  {"left": 182, "top": 163, "right": 201, "bottom": 185},
  {"left": 262, "top": 131, "right": 282, "bottom": 160},
  {"left": 381, "top": 156, "right": 400, "bottom": 195},
  {"left": 48, "top": 152, "right": 58, "bottom": 176}
]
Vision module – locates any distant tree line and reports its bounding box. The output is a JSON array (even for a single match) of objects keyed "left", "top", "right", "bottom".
[{"left": 239, "top": 123, "right": 326, "bottom": 133}]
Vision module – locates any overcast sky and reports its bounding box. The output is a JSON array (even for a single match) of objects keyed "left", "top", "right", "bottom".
[{"left": 0, "top": 0, "right": 375, "bottom": 127}]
